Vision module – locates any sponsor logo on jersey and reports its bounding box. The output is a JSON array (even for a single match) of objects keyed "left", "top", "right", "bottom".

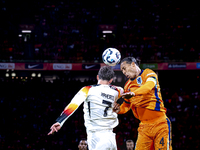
[{"left": 136, "top": 76, "right": 142, "bottom": 85}]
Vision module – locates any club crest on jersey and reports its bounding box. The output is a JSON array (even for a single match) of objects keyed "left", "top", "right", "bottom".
[{"left": 136, "top": 76, "right": 142, "bottom": 85}]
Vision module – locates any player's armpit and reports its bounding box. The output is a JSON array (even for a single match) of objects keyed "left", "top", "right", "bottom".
[{"left": 132, "top": 79, "right": 156, "bottom": 96}]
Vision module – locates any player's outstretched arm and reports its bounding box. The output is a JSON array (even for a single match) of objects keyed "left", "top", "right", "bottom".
[
  {"left": 121, "top": 92, "right": 135, "bottom": 99},
  {"left": 113, "top": 97, "right": 131, "bottom": 114},
  {"left": 48, "top": 122, "right": 61, "bottom": 135},
  {"left": 47, "top": 86, "right": 89, "bottom": 135}
]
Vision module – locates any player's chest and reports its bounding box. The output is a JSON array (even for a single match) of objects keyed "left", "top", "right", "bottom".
[{"left": 125, "top": 76, "right": 145, "bottom": 92}]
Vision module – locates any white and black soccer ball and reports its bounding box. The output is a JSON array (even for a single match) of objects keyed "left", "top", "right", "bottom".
[{"left": 102, "top": 48, "right": 121, "bottom": 66}]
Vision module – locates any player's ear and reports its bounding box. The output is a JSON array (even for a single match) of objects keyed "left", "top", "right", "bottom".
[
  {"left": 97, "top": 75, "right": 99, "bottom": 80},
  {"left": 131, "top": 62, "right": 136, "bottom": 67},
  {"left": 109, "top": 78, "right": 113, "bottom": 84}
]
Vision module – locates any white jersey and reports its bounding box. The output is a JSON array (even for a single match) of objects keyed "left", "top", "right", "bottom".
[
  {"left": 56, "top": 84, "right": 123, "bottom": 131},
  {"left": 83, "top": 84, "right": 123, "bottom": 132},
  {"left": 55, "top": 84, "right": 123, "bottom": 150}
]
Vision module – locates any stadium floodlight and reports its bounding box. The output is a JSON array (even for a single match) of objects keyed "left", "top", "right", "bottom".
[
  {"left": 11, "top": 73, "right": 16, "bottom": 77},
  {"left": 22, "top": 30, "right": 32, "bottom": 33},
  {"left": 37, "top": 73, "right": 41, "bottom": 77},
  {"left": 102, "top": 30, "right": 112, "bottom": 34},
  {"left": 5, "top": 73, "right": 9, "bottom": 77},
  {"left": 31, "top": 73, "right": 36, "bottom": 77}
]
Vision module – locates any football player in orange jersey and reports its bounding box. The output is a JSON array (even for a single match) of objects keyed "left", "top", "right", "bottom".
[{"left": 114, "top": 57, "right": 172, "bottom": 150}]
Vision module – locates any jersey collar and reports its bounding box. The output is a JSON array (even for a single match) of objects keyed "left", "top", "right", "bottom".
[{"left": 130, "top": 69, "right": 144, "bottom": 81}]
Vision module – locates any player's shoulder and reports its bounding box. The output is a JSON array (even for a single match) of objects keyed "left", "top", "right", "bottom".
[
  {"left": 124, "top": 79, "right": 133, "bottom": 90},
  {"left": 109, "top": 85, "right": 124, "bottom": 92},
  {"left": 81, "top": 84, "right": 106, "bottom": 90},
  {"left": 109, "top": 84, "right": 119, "bottom": 90},
  {"left": 143, "top": 68, "right": 157, "bottom": 77},
  {"left": 80, "top": 85, "right": 93, "bottom": 92}
]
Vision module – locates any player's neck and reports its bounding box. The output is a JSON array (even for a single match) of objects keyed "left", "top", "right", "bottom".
[
  {"left": 135, "top": 65, "right": 141, "bottom": 77},
  {"left": 98, "top": 80, "right": 111, "bottom": 85}
]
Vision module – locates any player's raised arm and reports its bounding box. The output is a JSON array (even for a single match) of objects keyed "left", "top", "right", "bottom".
[{"left": 48, "top": 86, "right": 90, "bottom": 135}]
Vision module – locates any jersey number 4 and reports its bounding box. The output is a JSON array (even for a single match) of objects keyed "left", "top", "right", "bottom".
[{"left": 160, "top": 137, "right": 164, "bottom": 146}]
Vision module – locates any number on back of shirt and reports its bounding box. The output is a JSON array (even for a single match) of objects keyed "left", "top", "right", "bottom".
[
  {"left": 160, "top": 137, "right": 164, "bottom": 146},
  {"left": 102, "top": 100, "right": 112, "bottom": 117}
]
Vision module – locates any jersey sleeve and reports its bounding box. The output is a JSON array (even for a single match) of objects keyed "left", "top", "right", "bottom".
[
  {"left": 133, "top": 78, "right": 156, "bottom": 96},
  {"left": 118, "top": 99, "right": 131, "bottom": 114},
  {"left": 56, "top": 86, "right": 91, "bottom": 127},
  {"left": 110, "top": 85, "right": 124, "bottom": 99},
  {"left": 132, "top": 71, "right": 157, "bottom": 96},
  {"left": 116, "top": 86, "right": 124, "bottom": 99}
]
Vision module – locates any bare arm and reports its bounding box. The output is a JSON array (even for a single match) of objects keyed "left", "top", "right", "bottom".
[{"left": 48, "top": 122, "right": 61, "bottom": 135}]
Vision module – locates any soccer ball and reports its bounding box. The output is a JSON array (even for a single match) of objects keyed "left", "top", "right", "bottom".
[{"left": 102, "top": 48, "right": 121, "bottom": 66}]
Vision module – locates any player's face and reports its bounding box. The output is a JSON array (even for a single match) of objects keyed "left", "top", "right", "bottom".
[
  {"left": 78, "top": 140, "right": 88, "bottom": 150},
  {"left": 126, "top": 142, "right": 134, "bottom": 150},
  {"left": 120, "top": 61, "right": 138, "bottom": 79}
]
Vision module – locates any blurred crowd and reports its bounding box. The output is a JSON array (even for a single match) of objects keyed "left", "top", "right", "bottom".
[
  {"left": 0, "top": 70, "right": 199, "bottom": 149},
  {"left": 1, "top": 0, "right": 200, "bottom": 63}
]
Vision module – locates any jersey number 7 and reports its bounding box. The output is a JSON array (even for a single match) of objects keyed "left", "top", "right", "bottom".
[
  {"left": 102, "top": 100, "right": 112, "bottom": 117},
  {"left": 87, "top": 100, "right": 112, "bottom": 117}
]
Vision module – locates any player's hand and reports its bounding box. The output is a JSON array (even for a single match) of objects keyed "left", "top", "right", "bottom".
[
  {"left": 113, "top": 102, "right": 120, "bottom": 113},
  {"left": 121, "top": 92, "right": 135, "bottom": 99},
  {"left": 48, "top": 122, "right": 61, "bottom": 135}
]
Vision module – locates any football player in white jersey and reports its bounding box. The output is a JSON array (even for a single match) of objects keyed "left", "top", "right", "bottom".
[{"left": 48, "top": 66, "right": 124, "bottom": 150}]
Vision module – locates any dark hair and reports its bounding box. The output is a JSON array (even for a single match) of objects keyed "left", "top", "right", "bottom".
[
  {"left": 79, "top": 138, "right": 87, "bottom": 144},
  {"left": 121, "top": 57, "right": 141, "bottom": 66},
  {"left": 80, "top": 138, "right": 87, "bottom": 142},
  {"left": 126, "top": 139, "right": 134, "bottom": 143},
  {"left": 98, "top": 66, "right": 115, "bottom": 81}
]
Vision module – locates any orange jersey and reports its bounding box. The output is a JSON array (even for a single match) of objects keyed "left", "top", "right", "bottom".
[
  {"left": 119, "top": 68, "right": 172, "bottom": 150},
  {"left": 120, "top": 69, "right": 166, "bottom": 120}
]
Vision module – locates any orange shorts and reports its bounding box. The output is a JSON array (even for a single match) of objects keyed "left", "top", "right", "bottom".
[{"left": 135, "top": 115, "right": 172, "bottom": 150}]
